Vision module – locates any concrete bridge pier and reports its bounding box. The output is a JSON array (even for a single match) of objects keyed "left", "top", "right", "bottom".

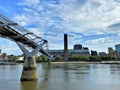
[
  {"left": 17, "top": 42, "right": 44, "bottom": 81},
  {"left": 21, "top": 56, "right": 38, "bottom": 81}
]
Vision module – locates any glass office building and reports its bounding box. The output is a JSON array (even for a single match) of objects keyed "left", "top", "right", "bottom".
[{"left": 115, "top": 44, "right": 120, "bottom": 52}]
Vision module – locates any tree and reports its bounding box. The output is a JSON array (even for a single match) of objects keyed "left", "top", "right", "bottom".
[{"left": 11, "top": 55, "right": 19, "bottom": 61}]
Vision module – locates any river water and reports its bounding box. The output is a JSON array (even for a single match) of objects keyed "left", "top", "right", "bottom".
[{"left": 1, "top": 63, "right": 120, "bottom": 90}]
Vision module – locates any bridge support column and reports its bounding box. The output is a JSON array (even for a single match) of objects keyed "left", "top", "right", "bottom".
[
  {"left": 21, "top": 56, "right": 38, "bottom": 81},
  {"left": 17, "top": 42, "right": 44, "bottom": 81}
]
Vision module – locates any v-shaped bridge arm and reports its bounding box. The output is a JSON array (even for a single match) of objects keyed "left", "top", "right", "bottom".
[{"left": 16, "top": 41, "right": 46, "bottom": 57}]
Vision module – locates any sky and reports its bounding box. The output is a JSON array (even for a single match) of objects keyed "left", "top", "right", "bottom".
[{"left": 0, "top": 0, "right": 120, "bottom": 55}]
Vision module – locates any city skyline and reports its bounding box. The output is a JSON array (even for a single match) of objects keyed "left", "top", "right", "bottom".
[{"left": 0, "top": 0, "right": 120, "bottom": 55}]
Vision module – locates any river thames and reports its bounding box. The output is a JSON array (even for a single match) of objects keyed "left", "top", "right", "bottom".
[{"left": 1, "top": 63, "right": 120, "bottom": 90}]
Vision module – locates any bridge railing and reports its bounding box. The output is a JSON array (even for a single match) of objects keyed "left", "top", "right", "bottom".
[
  {"left": 0, "top": 14, "right": 53, "bottom": 59},
  {"left": 0, "top": 14, "right": 44, "bottom": 45}
]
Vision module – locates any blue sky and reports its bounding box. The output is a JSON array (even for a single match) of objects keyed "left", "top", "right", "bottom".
[{"left": 0, "top": 0, "right": 120, "bottom": 55}]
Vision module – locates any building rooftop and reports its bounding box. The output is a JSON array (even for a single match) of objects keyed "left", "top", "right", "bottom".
[{"left": 48, "top": 49, "right": 89, "bottom": 53}]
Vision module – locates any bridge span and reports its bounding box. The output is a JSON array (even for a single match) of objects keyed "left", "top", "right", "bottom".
[{"left": 0, "top": 14, "right": 53, "bottom": 81}]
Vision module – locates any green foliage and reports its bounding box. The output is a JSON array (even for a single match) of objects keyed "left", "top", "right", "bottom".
[
  {"left": 69, "top": 56, "right": 89, "bottom": 61},
  {"left": 55, "top": 56, "right": 61, "bottom": 60},
  {"left": 111, "top": 57, "right": 115, "bottom": 60},
  {"left": 68, "top": 55, "right": 116, "bottom": 62},
  {"left": 100, "top": 56, "right": 116, "bottom": 61},
  {"left": 36, "top": 55, "right": 49, "bottom": 61},
  {"left": 89, "top": 56, "right": 100, "bottom": 61},
  {"left": 23, "top": 66, "right": 37, "bottom": 71},
  {"left": 11, "top": 55, "right": 19, "bottom": 61}
]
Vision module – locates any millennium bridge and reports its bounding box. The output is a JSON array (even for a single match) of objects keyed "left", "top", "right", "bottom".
[{"left": 0, "top": 14, "right": 53, "bottom": 81}]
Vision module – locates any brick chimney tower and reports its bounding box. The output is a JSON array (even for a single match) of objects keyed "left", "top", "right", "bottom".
[{"left": 64, "top": 34, "right": 68, "bottom": 60}]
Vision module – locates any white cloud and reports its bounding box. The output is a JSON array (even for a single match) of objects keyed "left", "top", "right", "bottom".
[
  {"left": 13, "top": 0, "right": 120, "bottom": 32},
  {"left": 86, "top": 38, "right": 105, "bottom": 44},
  {"left": 0, "top": 38, "right": 21, "bottom": 55},
  {"left": 27, "top": 27, "right": 44, "bottom": 36},
  {"left": 85, "top": 36, "right": 116, "bottom": 53},
  {"left": 107, "top": 22, "right": 120, "bottom": 33},
  {"left": 53, "top": 0, "right": 120, "bottom": 35},
  {"left": 13, "top": 14, "right": 31, "bottom": 26},
  {"left": 18, "top": 0, "right": 40, "bottom": 7},
  {"left": 6, "top": 0, "right": 120, "bottom": 53},
  {"left": 0, "top": 6, "right": 9, "bottom": 12},
  {"left": 85, "top": 37, "right": 114, "bottom": 44}
]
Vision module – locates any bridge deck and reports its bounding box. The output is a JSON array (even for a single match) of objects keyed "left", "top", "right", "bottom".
[{"left": 0, "top": 14, "right": 51, "bottom": 58}]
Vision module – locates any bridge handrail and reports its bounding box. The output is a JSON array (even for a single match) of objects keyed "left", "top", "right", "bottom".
[
  {"left": 0, "top": 14, "right": 53, "bottom": 59},
  {"left": 0, "top": 14, "right": 42, "bottom": 42}
]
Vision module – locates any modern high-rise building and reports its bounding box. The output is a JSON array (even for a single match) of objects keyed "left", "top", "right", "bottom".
[
  {"left": 108, "top": 47, "right": 114, "bottom": 54},
  {"left": 108, "top": 47, "right": 115, "bottom": 57},
  {"left": 115, "top": 44, "right": 120, "bottom": 52},
  {"left": 91, "top": 50, "right": 97, "bottom": 56},
  {"left": 74, "top": 44, "right": 82, "bottom": 50},
  {"left": 0, "top": 49, "right": 1, "bottom": 56},
  {"left": 99, "top": 52, "right": 107, "bottom": 56},
  {"left": 83, "top": 47, "right": 89, "bottom": 50}
]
